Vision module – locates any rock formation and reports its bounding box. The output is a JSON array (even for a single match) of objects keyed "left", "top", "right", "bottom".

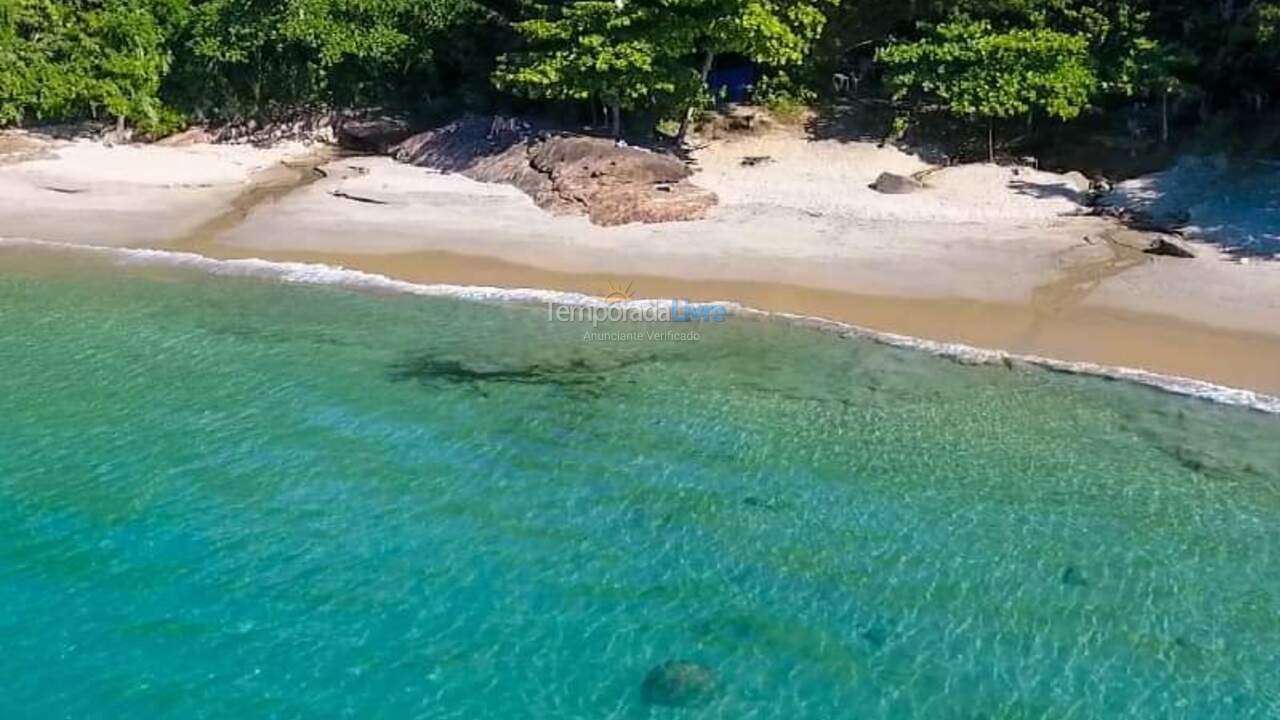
[
  {"left": 871, "top": 171, "right": 925, "bottom": 194},
  {"left": 393, "top": 116, "right": 716, "bottom": 226}
]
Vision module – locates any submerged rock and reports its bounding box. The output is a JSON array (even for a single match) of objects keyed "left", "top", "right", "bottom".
[
  {"left": 1061, "top": 566, "right": 1089, "bottom": 587},
  {"left": 640, "top": 660, "right": 720, "bottom": 707}
]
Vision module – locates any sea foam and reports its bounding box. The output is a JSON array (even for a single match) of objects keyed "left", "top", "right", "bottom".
[{"left": 3, "top": 236, "right": 1278, "bottom": 415}]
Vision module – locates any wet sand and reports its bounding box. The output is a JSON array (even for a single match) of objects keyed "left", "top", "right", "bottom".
[
  {"left": 3, "top": 131, "right": 1278, "bottom": 397},
  {"left": 183, "top": 242, "right": 1280, "bottom": 395}
]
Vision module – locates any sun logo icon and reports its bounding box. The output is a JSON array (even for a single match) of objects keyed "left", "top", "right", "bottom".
[{"left": 603, "top": 280, "right": 635, "bottom": 304}]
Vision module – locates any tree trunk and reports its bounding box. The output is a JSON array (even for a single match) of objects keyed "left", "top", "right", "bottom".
[
  {"left": 676, "top": 50, "right": 716, "bottom": 145},
  {"left": 1161, "top": 88, "right": 1169, "bottom": 144},
  {"left": 987, "top": 117, "right": 995, "bottom": 164},
  {"left": 590, "top": 94, "right": 599, "bottom": 129},
  {"left": 611, "top": 100, "right": 622, "bottom": 139}
]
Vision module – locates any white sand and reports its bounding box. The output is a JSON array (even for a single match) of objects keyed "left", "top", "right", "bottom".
[
  {"left": 0, "top": 136, "right": 313, "bottom": 245},
  {"left": 1, "top": 127, "right": 1277, "bottom": 345},
  {"left": 692, "top": 133, "right": 1085, "bottom": 221}
]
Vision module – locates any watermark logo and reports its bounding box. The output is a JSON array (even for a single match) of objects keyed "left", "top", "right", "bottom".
[
  {"left": 545, "top": 280, "right": 731, "bottom": 342},
  {"left": 603, "top": 280, "right": 635, "bottom": 304}
]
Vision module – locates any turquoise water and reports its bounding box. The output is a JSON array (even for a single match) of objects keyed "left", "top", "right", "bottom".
[{"left": 1, "top": 248, "right": 1278, "bottom": 719}]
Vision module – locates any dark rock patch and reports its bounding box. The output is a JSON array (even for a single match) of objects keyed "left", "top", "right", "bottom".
[
  {"left": 640, "top": 660, "right": 720, "bottom": 708},
  {"left": 335, "top": 115, "right": 412, "bottom": 153},
  {"left": 1144, "top": 236, "right": 1196, "bottom": 258},
  {"left": 330, "top": 190, "right": 390, "bottom": 205},
  {"left": 1061, "top": 566, "right": 1089, "bottom": 587}
]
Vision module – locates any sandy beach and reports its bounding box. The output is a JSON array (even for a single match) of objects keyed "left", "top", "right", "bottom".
[{"left": 2, "top": 126, "right": 1278, "bottom": 395}]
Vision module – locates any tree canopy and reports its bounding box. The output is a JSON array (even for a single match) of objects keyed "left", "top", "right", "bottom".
[
  {"left": 879, "top": 20, "right": 1097, "bottom": 158},
  {"left": 1, "top": 0, "right": 1278, "bottom": 153},
  {"left": 493, "top": 0, "right": 832, "bottom": 135}
]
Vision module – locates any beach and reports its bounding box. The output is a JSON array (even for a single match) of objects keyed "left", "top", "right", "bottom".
[
  {"left": 2, "top": 126, "right": 1278, "bottom": 395},
  {"left": 4, "top": 125, "right": 1280, "bottom": 719}
]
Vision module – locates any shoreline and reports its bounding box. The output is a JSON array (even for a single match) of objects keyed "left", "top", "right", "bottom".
[
  {"left": 182, "top": 242, "right": 1280, "bottom": 397},
  {"left": 3, "top": 235, "right": 1278, "bottom": 414},
  {"left": 2, "top": 129, "right": 1278, "bottom": 399}
]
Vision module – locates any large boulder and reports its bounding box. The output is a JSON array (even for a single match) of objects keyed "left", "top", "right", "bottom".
[
  {"left": 871, "top": 171, "right": 925, "bottom": 194},
  {"left": 1145, "top": 236, "right": 1196, "bottom": 258},
  {"left": 640, "top": 661, "right": 720, "bottom": 707},
  {"left": 336, "top": 116, "right": 412, "bottom": 153},
  {"left": 1062, "top": 170, "right": 1091, "bottom": 193},
  {"left": 526, "top": 136, "right": 715, "bottom": 225},
  {"left": 393, "top": 117, "right": 716, "bottom": 226}
]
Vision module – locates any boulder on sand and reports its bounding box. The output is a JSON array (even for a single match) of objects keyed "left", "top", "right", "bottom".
[
  {"left": 392, "top": 116, "right": 716, "bottom": 226},
  {"left": 871, "top": 171, "right": 925, "bottom": 194},
  {"left": 525, "top": 136, "right": 716, "bottom": 225},
  {"left": 1062, "top": 170, "right": 1091, "bottom": 193},
  {"left": 640, "top": 660, "right": 720, "bottom": 708},
  {"left": 336, "top": 115, "right": 412, "bottom": 153},
  {"left": 1145, "top": 236, "right": 1196, "bottom": 258}
]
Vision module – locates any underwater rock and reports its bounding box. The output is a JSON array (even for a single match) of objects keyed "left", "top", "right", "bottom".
[
  {"left": 640, "top": 660, "right": 720, "bottom": 707},
  {"left": 1061, "top": 566, "right": 1089, "bottom": 587},
  {"left": 859, "top": 620, "right": 891, "bottom": 649},
  {"left": 742, "top": 495, "right": 787, "bottom": 511}
]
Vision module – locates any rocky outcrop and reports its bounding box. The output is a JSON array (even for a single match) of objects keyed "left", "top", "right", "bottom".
[
  {"left": 871, "top": 171, "right": 925, "bottom": 194},
  {"left": 640, "top": 661, "right": 720, "bottom": 707},
  {"left": 1144, "top": 236, "right": 1197, "bottom": 258},
  {"left": 1062, "top": 170, "right": 1091, "bottom": 193},
  {"left": 393, "top": 116, "right": 716, "bottom": 226},
  {"left": 335, "top": 115, "right": 412, "bottom": 153}
]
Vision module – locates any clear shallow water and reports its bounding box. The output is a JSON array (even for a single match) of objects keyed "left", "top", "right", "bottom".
[{"left": 1, "top": 250, "right": 1278, "bottom": 719}]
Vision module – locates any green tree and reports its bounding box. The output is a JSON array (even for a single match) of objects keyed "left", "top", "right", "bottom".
[
  {"left": 879, "top": 20, "right": 1098, "bottom": 161},
  {"left": 170, "top": 0, "right": 476, "bottom": 118},
  {"left": 493, "top": 1, "right": 697, "bottom": 136},
  {"left": 494, "top": 0, "right": 833, "bottom": 138},
  {"left": 0, "top": 0, "right": 180, "bottom": 132},
  {"left": 669, "top": 0, "right": 833, "bottom": 138}
]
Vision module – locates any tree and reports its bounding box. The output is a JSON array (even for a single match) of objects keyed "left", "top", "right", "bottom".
[
  {"left": 172, "top": 0, "right": 475, "bottom": 117},
  {"left": 493, "top": 1, "right": 698, "bottom": 137},
  {"left": 493, "top": 0, "right": 833, "bottom": 138},
  {"left": 879, "top": 20, "right": 1098, "bottom": 161},
  {"left": 668, "top": 0, "right": 833, "bottom": 139},
  {"left": 0, "top": 0, "right": 180, "bottom": 132}
]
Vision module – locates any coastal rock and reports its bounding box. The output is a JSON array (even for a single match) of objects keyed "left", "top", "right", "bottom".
[
  {"left": 207, "top": 106, "right": 340, "bottom": 145},
  {"left": 1144, "top": 236, "right": 1196, "bottom": 259},
  {"left": 527, "top": 136, "right": 716, "bottom": 225},
  {"left": 393, "top": 117, "right": 717, "bottom": 226},
  {"left": 1062, "top": 170, "right": 1091, "bottom": 193},
  {"left": 336, "top": 116, "right": 412, "bottom": 153},
  {"left": 871, "top": 172, "right": 925, "bottom": 194},
  {"left": 156, "top": 126, "right": 213, "bottom": 147},
  {"left": 640, "top": 661, "right": 720, "bottom": 707}
]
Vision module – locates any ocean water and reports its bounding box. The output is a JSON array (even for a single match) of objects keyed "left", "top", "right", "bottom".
[{"left": 1, "top": 246, "right": 1278, "bottom": 719}]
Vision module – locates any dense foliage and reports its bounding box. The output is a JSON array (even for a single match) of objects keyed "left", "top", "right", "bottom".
[
  {"left": 1, "top": 0, "right": 1278, "bottom": 150},
  {"left": 493, "top": 0, "right": 832, "bottom": 135},
  {"left": 879, "top": 20, "right": 1097, "bottom": 158}
]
